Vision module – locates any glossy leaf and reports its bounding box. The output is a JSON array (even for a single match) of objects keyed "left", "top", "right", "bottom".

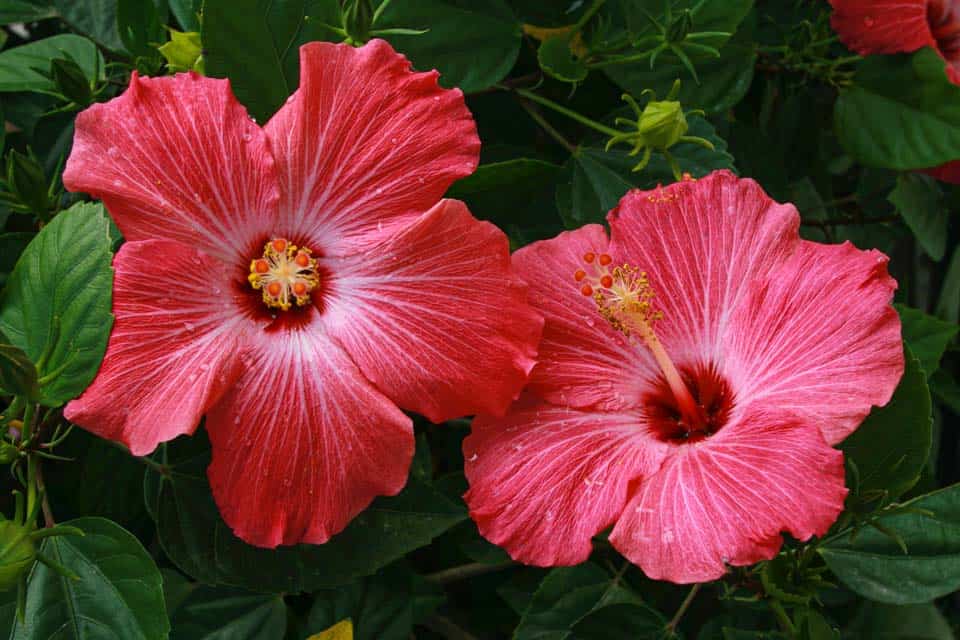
[
  {"left": 375, "top": 0, "right": 521, "bottom": 92},
  {"left": 840, "top": 348, "right": 931, "bottom": 500},
  {"left": 170, "top": 586, "right": 287, "bottom": 640},
  {"left": 835, "top": 48, "right": 960, "bottom": 170},
  {"left": 53, "top": 0, "right": 125, "bottom": 52},
  {"left": 896, "top": 305, "right": 958, "bottom": 376},
  {"left": 8, "top": 517, "right": 169, "bottom": 640},
  {"left": 0, "top": 1, "right": 57, "bottom": 24},
  {"left": 935, "top": 245, "right": 960, "bottom": 323},
  {"left": 202, "top": 0, "right": 342, "bottom": 122},
  {"left": 306, "top": 564, "right": 416, "bottom": 640},
  {"left": 569, "top": 601, "right": 666, "bottom": 639},
  {"left": 148, "top": 433, "right": 467, "bottom": 593},
  {"left": 888, "top": 173, "right": 948, "bottom": 261},
  {"left": 0, "top": 202, "right": 114, "bottom": 406},
  {"left": 0, "top": 340, "right": 37, "bottom": 400},
  {"left": 821, "top": 483, "right": 960, "bottom": 604},
  {"left": 0, "top": 34, "right": 104, "bottom": 94},
  {"left": 845, "top": 601, "right": 954, "bottom": 640}
]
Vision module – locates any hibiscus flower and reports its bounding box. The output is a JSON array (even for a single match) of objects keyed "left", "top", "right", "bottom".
[
  {"left": 62, "top": 39, "right": 543, "bottom": 548},
  {"left": 828, "top": 0, "right": 960, "bottom": 182},
  {"left": 464, "top": 171, "right": 903, "bottom": 583}
]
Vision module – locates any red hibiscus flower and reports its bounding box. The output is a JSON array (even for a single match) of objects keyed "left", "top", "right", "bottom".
[
  {"left": 62, "top": 40, "right": 543, "bottom": 548},
  {"left": 829, "top": 0, "right": 960, "bottom": 182},
  {"left": 464, "top": 171, "right": 903, "bottom": 583}
]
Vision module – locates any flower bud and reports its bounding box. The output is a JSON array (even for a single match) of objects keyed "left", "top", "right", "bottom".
[
  {"left": 50, "top": 57, "right": 93, "bottom": 107},
  {"left": 0, "top": 520, "right": 35, "bottom": 591},
  {"left": 638, "top": 99, "right": 689, "bottom": 150},
  {"left": 342, "top": 0, "right": 375, "bottom": 44}
]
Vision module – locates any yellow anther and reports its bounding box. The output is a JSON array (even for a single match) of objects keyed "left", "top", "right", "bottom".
[{"left": 248, "top": 238, "right": 319, "bottom": 310}]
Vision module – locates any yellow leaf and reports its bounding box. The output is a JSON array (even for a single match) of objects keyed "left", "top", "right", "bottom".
[{"left": 307, "top": 619, "right": 353, "bottom": 640}]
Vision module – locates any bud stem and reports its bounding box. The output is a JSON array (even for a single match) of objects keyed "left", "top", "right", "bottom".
[{"left": 511, "top": 87, "right": 620, "bottom": 137}]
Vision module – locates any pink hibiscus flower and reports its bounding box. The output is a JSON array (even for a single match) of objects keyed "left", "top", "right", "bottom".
[
  {"left": 464, "top": 171, "right": 903, "bottom": 583},
  {"left": 829, "top": 0, "right": 960, "bottom": 182},
  {"left": 62, "top": 39, "right": 543, "bottom": 548}
]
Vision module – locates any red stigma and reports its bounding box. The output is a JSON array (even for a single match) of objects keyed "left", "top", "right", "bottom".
[
  {"left": 584, "top": 252, "right": 596, "bottom": 264},
  {"left": 295, "top": 252, "right": 310, "bottom": 268},
  {"left": 581, "top": 284, "right": 594, "bottom": 296},
  {"left": 254, "top": 259, "right": 269, "bottom": 274},
  {"left": 600, "top": 275, "right": 613, "bottom": 289},
  {"left": 599, "top": 254, "right": 612, "bottom": 266},
  {"left": 574, "top": 269, "right": 587, "bottom": 282},
  {"left": 271, "top": 238, "right": 287, "bottom": 253}
]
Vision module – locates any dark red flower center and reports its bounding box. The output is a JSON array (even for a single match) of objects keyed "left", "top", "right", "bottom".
[
  {"left": 247, "top": 237, "right": 319, "bottom": 311},
  {"left": 929, "top": 0, "right": 960, "bottom": 63},
  {"left": 643, "top": 363, "right": 734, "bottom": 444}
]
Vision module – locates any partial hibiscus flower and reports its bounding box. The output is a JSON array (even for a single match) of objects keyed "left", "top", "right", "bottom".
[
  {"left": 63, "top": 39, "right": 542, "bottom": 548},
  {"left": 464, "top": 171, "right": 903, "bottom": 583},
  {"left": 828, "top": 0, "right": 960, "bottom": 182}
]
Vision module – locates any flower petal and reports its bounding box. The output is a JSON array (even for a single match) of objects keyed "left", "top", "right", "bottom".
[
  {"left": 610, "top": 405, "right": 847, "bottom": 584},
  {"left": 828, "top": 0, "right": 934, "bottom": 56},
  {"left": 464, "top": 395, "right": 668, "bottom": 566},
  {"left": 923, "top": 160, "right": 960, "bottom": 183},
  {"left": 512, "top": 224, "right": 655, "bottom": 411},
  {"left": 263, "top": 39, "right": 479, "bottom": 255},
  {"left": 64, "top": 72, "right": 280, "bottom": 263},
  {"left": 205, "top": 312, "right": 414, "bottom": 548},
  {"left": 64, "top": 239, "right": 250, "bottom": 456},
  {"left": 607, "top": 171, "right": 799, "bottom": 363},
  {"left": 724, "top": 240, "right": 903, "bottom": 445},
  {"left": 321, "top": 199, "right": 542, "bottom": 422}
]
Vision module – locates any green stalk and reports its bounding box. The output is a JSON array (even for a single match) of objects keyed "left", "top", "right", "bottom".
[
  {"left": 20, "top": 402, "right": 36, "bottom": 522},
  {"left": 512, "top": 87, "right": 620, "bottom": 137}
]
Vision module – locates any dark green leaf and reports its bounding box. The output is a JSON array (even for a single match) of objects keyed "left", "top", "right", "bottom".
[
  {"left": 161, "top": 568, "right": 195, "bottom": 618},
  {"left": 170, "top": 586, "right": 286, "bottom": 640},
  {"left": 53, "top": 0, "right": 125, "bottom": 52},
  {"left": 835, "top": 48, "right": 960, "bottom": 170},
  {"left": 117, "top": 0, "right": 166, "bottom": 60},
  {"left": 168, "top": 0, "right": 201, "bottom": 31},
  {"left": 0, "top": 202, "right": 114, "bottom": 406},
  {"left": 306, "top": 563, "right": 415, "bottom": 640},
  {"left": 935, "top": 244, "right": 960, "bottom": 323},
  {"left": 840, "top": 347, "right": 931, "bottom": 500},
  {"left": 0, "top": 1, "right": 57, "bottom": 24},
  {"left": 888, "top": 173, "right": 948, "bottom": 261},
  {"left": 538, "top": 35, "right": 588, "bottom": 83},
  {"left": 845, "top": 601, "right": 954, "bottom": 640},
  {"left": 514, "top": 563, "right": 640, "bottom": 640},
  {"left": 0, "top": 34, "right": 103, "bottom": 94},
  {"left": 556, "top": 115, "right": 734, "bottom": 227},
  {"left": 0, "top": 340, "right": 38, "bottom": 399},
  {"left": 376, "top": 0, "right": 521, "bottom": 92},
  {"left": 569, "top": 601, "right": 666, "bottom": 639},
  {"left": 150, "top": 432, "right": 466, "bottom": 593},
  {"left": 202, "top": 0, "right": 343, "bottom": 122},
  {"left": 820, "top": 483, "right": 960, "bottom": 604},
  {"left": 896, "top": 305, "right": 958, "bottom": 376},
  {"left": 8, "top": 517, "right": 169, "bottom": 640}
]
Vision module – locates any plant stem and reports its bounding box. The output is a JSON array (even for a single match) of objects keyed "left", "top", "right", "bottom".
[
  {"left": 512, "top": 87, "right": 620, "bottom": 137},
  {"left": 665, "top": 583, "right": 702, "bottom": 635},
  {"left": 424, "top": 561, "right": 514, "bottom": 585},
  {"left": 516, "top": 99, "right": 578, "bottom": 153},
  {"left": 769, "top": 599, "right": 796, "bottom": 636},
  {"left": 21, "top": 402, "right": 37, "bottom": 521},
  {"left": 422, "top": 615, "right": 480, "bottom": 640},
  {"left": 35, "top": 462, "right": 54, "bottom": 527}
]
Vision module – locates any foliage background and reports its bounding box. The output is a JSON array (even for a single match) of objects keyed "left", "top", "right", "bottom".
[{"left": 0, "top": 0, "right": 958, "bottom": 638}]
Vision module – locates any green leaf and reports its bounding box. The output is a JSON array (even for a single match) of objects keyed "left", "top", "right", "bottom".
[
  {"left": 168, "top": 0, "right": 201, "bottom": 31},
  {"left": 161, "top": 568, "right": 195, "bottom": 618},
  {"left": 836, "top": 48, "right": 960, "bottom": 170},
  {"left": 840, "top": 347, "right": 932, "bottom": 500},
  {"left": 202, "top": 0, "right": 343, "bottom": 123},
  {"left": 820, "top": 483, "right": 960, "bottom": 604},
  {"left": 556, "top": 115, "right": 734, "bottom": 227},
  {"left": 846, "top": 601, "right": 954, "bottom": 640},
  {"left": 158, "top": 29, "right": 204, "bottom": 73},
  {"left": 514, "top": 563, "right": 640, "bottom": 640},
  {"left": 0, "top": 34, "right": 104, "bottom": 94},
  {"left": 375, "top": 0, "right": 522, "bottom": 92},
  {"left": 0, "top": 340, "right": 38, "bottom": 400},
  {"left": 53, "top": 0, "right": 126, "bottom": 52},
  {"left": 170, "top": 586, "right": 287, "bottom": 640},
  {"left": 0, "top": 202, "right": 114, "bottom": 406},
  {"left": 796, "top": 609, "right": 839, "bottom": 640},
  {"left": 538, "top": 35, "right": 588, "bottom": 83},
  {"left": 896, "top": 305, "right": 958, "bottom": 376},
  {"left": 306, "top": 563, "right": 415, "bottom": 640},
  {"left": 117, "top": 0, "right": 167, "bottom": 60},
  {"left": 935, "top": 244, "right": 960, "bottom": 323},
  {"left": 149, "top": 432, "right": 467, "bottom": 593},
  {"left": 604, "top": 27, "right": 757, "bottom": 114},
  {"left": 8, "top": 517, "right": 169, "bottom": 640},
  {"left": 888, "top": 173, "right": 948, "bottom": 261},
  {"left": 0, "top": 1, "right": 57, "bottom": 24},
  {"left": 569, "top": 602, "right": 666, "bottom": 639}
]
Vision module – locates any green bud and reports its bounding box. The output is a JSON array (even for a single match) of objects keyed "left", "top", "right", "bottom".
[
  {"left": 5, "top": 150, "right": 50, "bottom": 217},
  {"left": 50, "top": 57, "right": 93, "bottom": 107},
  {"left": 0, "top": 520, "right": 35, "bottom": 592},
  {"left": 342, "top": 0, "right": 375, "bottom": 44},
  {"left": 666, "top": 9, "right": 693, "bottom": 43},
  {"left": 638, "top": 99, "right": 688, "bottom": 150}
]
